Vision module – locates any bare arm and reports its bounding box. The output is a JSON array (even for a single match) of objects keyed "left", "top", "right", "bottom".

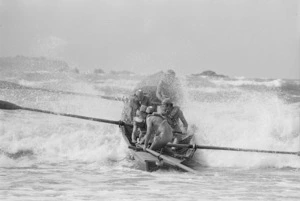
[
  {"left": 129, "top": 98, "right": 138, "bottom": 121},
  {"left": 156, "top": 81, "right": 164, "bottom": 101},
  {"left": 179, "top": 110, "right": 188, "bottom": 134},
  {"left": 144, "top": 117, "right": 153, "bottom": 150},
  {"left": 131, "top": 122, "right": 138, "bottom": 143}
]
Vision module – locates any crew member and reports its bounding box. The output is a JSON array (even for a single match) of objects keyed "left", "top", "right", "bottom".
[
  {"left": 156, "top": 69, "right": 183, "bottom": 105},
  {"left": 135, "top": 89, "right": 151, "bottom": 107},
  {"left": 143, "top": 112, "right": 173, "bottom": 151},
  {"left": 131, "top": 105, "right": 147, "bottom": 143},
  {"left": 126, "top": 89, "right": 151, "bottom": 122},
  {"left": 161, "top": 98, "right": 188, "bottom": 145},
  {"left": 131, "top": 105, "right": 154, "bottom": 144}
]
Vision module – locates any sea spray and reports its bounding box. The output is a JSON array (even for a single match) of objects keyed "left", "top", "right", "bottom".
[
  {"left": 0, "top": 91, "right": 129, "bottom": 169},
  {"left": 182, "top": 80, "right": 300, "bottom": 168},
  {"left": 1, "top": 73, "right": 299, "bottom": 170}
]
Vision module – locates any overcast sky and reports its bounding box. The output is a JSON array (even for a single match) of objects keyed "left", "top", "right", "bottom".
[{"left": 0, "top": 0, "right": 299, "bottom": 79}]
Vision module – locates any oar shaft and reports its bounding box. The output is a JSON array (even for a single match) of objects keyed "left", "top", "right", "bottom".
[
  {"left": 11, "top": 84, "right": 124, "bottom": 102},
  {"left": 0, "top": 100, "right": 132, "bottom": 126},
  {"left": 21, "top": 107, "right": 131, "bottom": 127},
  {"left": 166, "top": 144, "right": 299, "bottom": 156},
  {"left": 196, "top": 145, "right": 299, "bottom": 155}
]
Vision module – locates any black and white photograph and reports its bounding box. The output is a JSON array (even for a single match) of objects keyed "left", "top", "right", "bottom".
[{"left": 0, "top": 0, "right": 299, "bottom": 200}]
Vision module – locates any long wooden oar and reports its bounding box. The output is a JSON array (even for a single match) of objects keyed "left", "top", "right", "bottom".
[
  {"left": 31, "top": 87, "right": 125, "bottom": 101},
  {"left": 1, "top": 81, "right": 124, "bottom": 101},
  {"left": 1, "top": 81, "right": 163, "bottom": 105},
  {"left": 166, "top": 143, "right": 300, "bottom": 156},
  {"left": 0, "top": 100, "right": 132, "bottom": 127}
]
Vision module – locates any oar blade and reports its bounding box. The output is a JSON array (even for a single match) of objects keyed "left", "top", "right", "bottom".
[{"left": 0, "top": 100, "right": 22, "bottom": 110}]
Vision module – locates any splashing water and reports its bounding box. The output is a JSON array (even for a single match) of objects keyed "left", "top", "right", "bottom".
[
  {"left": 182, "top": 78, "right": 300, "bottom": 168},
  {"left": 0, "top": 73, "right": 299, "bottom": 201}
]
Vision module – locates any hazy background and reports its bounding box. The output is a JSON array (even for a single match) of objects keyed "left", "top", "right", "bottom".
[{"left": 0, "top": 0, "right": 299, "bottom": 79}]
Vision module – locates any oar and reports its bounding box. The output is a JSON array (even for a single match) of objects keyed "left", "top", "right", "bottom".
[
  {"left": 1, "top": 81, "right": 124, "bottom": 101},
  {"left": 30, "top": 87, "right": 125, "bottom": 101},
  {"left": 27, "top": 87, "right": 162, "bottom": 105},
  {"left": 1, "top": 81, "right": 163, "bottom": 104},
  {"left": 0, "top": 100, "right": 132, "bottom": 127},
  {"left": 166, "top": 143, "right": 300, "bottom": 156}
]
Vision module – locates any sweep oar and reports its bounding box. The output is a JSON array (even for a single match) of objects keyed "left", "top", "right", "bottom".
[
  {"left": 166, "top": 143, "right": 300, "bottom": 156},
  {"left": 32, "top": 87, "right": 125, "bottom": 101},
  {"left": 1, "top": 81, "right": 124, "bottom": 101},
  {"left": 1, "top": 81, "right": 163, "bottom": 104},
  {"left": 27, "top": 88, "right": 162, "bottom": 105},
  {"left": 28, "top": 87, "right": 124, "bottom": 101},
  {"left": 0, "top": 100, "right": 132, "bottom": 127}
]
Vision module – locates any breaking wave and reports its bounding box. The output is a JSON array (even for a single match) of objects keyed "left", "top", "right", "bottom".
[{"left": 0, "top": 72, "right": 299, "bottom": 169}]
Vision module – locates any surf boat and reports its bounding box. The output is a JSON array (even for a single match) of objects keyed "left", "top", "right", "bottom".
[{"left": 120, "top": 123, "right": 198, "bottom": 173}]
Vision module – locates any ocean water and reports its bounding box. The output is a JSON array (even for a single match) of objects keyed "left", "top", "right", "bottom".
[{"left": 0, "top": 71, "right": 300, "bottom": 201}]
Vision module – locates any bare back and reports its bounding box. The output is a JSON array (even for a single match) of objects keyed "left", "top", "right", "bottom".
[{"left": 144, "top": 115, "right": 173, "bottom": 150}]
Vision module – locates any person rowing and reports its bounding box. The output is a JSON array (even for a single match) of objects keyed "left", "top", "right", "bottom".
[
  {"left": 125, "top": 89, "right": 152, "bottom": 122},
  {"left": 143, "top": 111, "right": 173, "bottom": 151},
  {"left": 134, "top": 89, "right": 152, "bottom": 107},
  {"left": 161, "top": 98, "right": 188, "bottom": 145},
  {"left": 131, "top": 106, "right": 155, "bottom": 143}
]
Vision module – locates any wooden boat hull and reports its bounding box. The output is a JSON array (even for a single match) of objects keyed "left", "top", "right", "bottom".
[
  {"left": 120, "top": 124, "right": 197, "bottom": 173},
  {"left": 121, "top": 125, "right": 161, "bottom": 171}
]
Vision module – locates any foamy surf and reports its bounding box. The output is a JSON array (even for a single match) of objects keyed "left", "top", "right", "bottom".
[{"left": 0, "top": 72, "right": 299, "bottom": 201}]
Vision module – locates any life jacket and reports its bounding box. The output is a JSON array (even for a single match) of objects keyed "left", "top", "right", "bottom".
[{"left": 165, "top": 106, "right": 180, "bottom": 128}]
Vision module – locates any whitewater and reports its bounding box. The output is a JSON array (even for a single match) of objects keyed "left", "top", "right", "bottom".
[{"left": 0, "top": 71, "right": 299, "bottom": 201}]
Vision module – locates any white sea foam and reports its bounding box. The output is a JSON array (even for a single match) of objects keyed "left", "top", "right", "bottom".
[
  {"left": 1, "top": 73, "right": 300, "bottom": 201},
  {"left": 1, "top": 74, "right": 299, "bottom": 170},
  {"left": 210, "top": 78, "right": 283, "bottom": 88},
  {"left": 18, "top": 79, "right": 59, "bottom": 87},
  {"left": 182, "top": 86, "right": 300, "bottom": 168},
  {"left": 0, "top": 96, "right": 127, "bottom": 166}
]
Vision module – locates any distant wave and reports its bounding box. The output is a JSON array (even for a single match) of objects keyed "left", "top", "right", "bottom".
[
  {"left": 280, "top": 80, "right": 300, "bottom": 96},
  {"left": 18, "top": 79, "right": 59, "bottom": 87},
  {"left": 209, "top": 78, "right": 283, "bottom": 88}
]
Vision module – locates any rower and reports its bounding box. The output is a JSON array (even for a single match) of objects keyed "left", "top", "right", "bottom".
[
  {"left": 134, "top": 89, "right": 151, "bottom": 107},
  {"left": 137, "top": 106, "right": 155, "bottom": 144},
  {"left": 131, "top": 105, "right": 148, "bottom": 143},
  {"left": 161, "top": 98, "right": 188, "bottom": 146},
  {"left": 127, "top": 89, "right": 151, "bottom": 122},
  {"left": 143, "top": 111, "right": 173, "bottom": 151}
]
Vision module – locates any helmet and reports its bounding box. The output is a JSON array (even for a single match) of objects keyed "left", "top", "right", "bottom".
[
  {"left": 135, "top": 89, "right": 143, "bottom": 98},
  {"left": 146, "top": 106, "right": 154, "bottom": 114}
]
